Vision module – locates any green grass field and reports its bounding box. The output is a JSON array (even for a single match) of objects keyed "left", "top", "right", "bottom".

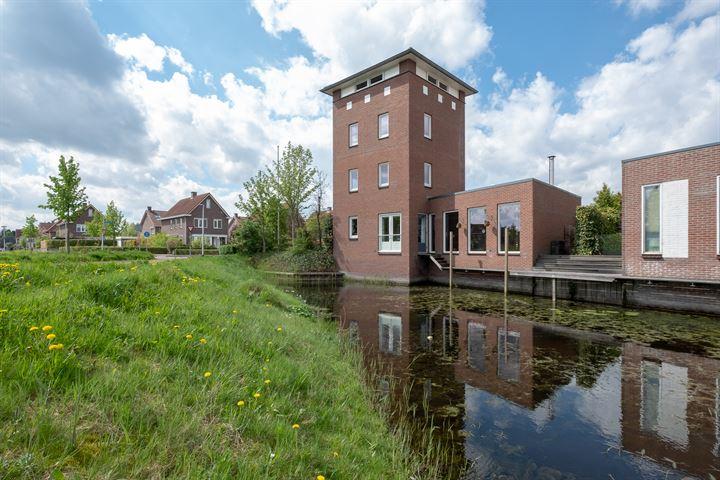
[{"left": 0, "top": 252, "right": 423, "bottom": 479}]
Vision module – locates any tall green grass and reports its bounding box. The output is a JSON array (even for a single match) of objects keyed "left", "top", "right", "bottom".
[{"left": 0, "top": 254, "right": 427, "bottom": 479}]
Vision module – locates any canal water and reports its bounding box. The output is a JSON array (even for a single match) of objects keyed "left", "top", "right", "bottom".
[{"left": 282, "top": 281, "right": 720, "bottom": 480}]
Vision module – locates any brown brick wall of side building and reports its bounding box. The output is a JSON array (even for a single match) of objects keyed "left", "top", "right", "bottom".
[
  {"left": 332, "top": 72, "right": 413, "bottom": 281},
  {"left": 622, "top": 143, "right": 720, "bottom": 281},
  {"left": 532, "top": 181, "right": 581, "bottom": 261}
]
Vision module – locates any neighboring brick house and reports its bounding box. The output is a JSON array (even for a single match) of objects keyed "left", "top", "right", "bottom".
[
  {"left": 160, "top": 192, "right": 230, "bottom": 246},
  {"left": 140, "top": 206, "right": 167, "bottom": 236},
  {"left": 322, "top": 48, "right": 579, "bottom": 283},
  {"left": 55, "top": 204, "right": 100, "bottom": 239},
  {"left": 622, "top": 142, "right": 720, "bottom": 282},
  {"left": 39, "top": 222, "right": 58, "bottom": 237},
  {"left": 227, "top": 214, "right": 247, "bottom": 240}
]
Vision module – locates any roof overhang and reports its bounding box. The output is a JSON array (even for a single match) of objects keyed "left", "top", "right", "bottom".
[{"left": 320, "top": 47, "right": 477, "bottom": 97}]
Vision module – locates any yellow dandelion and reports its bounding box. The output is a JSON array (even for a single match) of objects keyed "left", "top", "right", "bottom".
[
  {"left": 253, "top": 392, "right": 261, "bottom": 399},
  {"left": 42, "top": 325, "right": 53, "bottom": 332},
  {"left": 276, "top": 326, "right": 282, "bottom": 332},
  {"left": 292, "top": 423, "right": 300, "bottom": 430},
  {"left": 46, "top": 333, "right": 56, "bottom": 340},
  {"left": 232, "top": 309, "right": 238, "bottom": 314},
  {"left": 203, "top": 371, "right": 212, "bottom": 378},
  {"left": 48, "top": 343, "right": 64, "bottom": 351},
  {"left": 25, "top": 282, "right": 31, "bottom": 287},
  {"left": 265, "top": 358, "right": 269, "bottom": 363},
  {"left": 173, "top": 325, "right": 180, "bottom": 329},
  {"left": 317, "top": 476, "right": 326, "bottom": 480},
  {"left": 237, "top": 400, "right": 245, "bottom": 407},
  {"left": 185, "top": 334, "right": 193, "bottom": 340},
  {"left": 154, "top": 311, "right": 160, "bottom": 315},
  {"left": 199, "top": 338, "right": 207, "bottom": 344},
  {"left": 333, "top": 452, "right": 339, "bottom": 458},
  {"left": 264, "top": 379, "right": 271, "bottom": 385},
  {"left": 29, "top": 326, "right": 39, "bottom": 332}
]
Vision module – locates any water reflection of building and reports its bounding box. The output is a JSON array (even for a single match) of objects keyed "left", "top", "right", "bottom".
[{"left": 621, "top": 343, "right": 720, "bottom": 477}]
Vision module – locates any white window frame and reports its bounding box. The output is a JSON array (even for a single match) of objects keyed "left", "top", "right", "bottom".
[
  {"left": 451, "top": 101, "right": 456, "bottom": 110},
  {"left": 424, "top": 113, "right": 432, "bottom": 139},
  {"left": 378, "top": 112, "right": 389, "bottom": 139},
  {"left": 384, "top": 85, "right": 391, "bottom": 96},
  {"left": 213, "top": 219, "right": 222, "bottom": 229},
  {"left": 437, "top": 93, "right": 443, "bottom": 103},
  {"left": 498, "top": 202, "right": 521, "bottom": 254},
  {"left": 641, "top": 183, "right": 662, "bottom": 255},
  {"left": 443, "top": 210, "right": 459, "bottom": 254},
  {"left": 422, "top": 85, "right": 428, "bottom": 95},
  {"left": 378, "top": 162, "right": 389, "bottom": 188},
  {"left": 348, "top": 216, "right": 358, "bottom": 240},
  {"left": 75, "top": 223, "right": 86, "bottom": 233},
  {"left": 424, "top": 162, "right": 432, "bottom": 188},
  {"left": 378, "top": 212, "right": 401, "bottom": 253},
  {"left": 468, "top": 206, "right": 487, "bottom": 254},
  {"left": 194, "top": 218, "right": 208, "bottom": 229},
  {"left": 364, "top": 94, "right": 371, "bottom": 103},
  {"left": 349, "top": 122, "right": 358, "bottom": 147},
  {"left": 346, "top": 101, "right": 352, "bottom": 110},
  {"left": 206, "top": 198, "right": 211, "bottom": 209},
  {"left": 349, "top": 169, "right": 359, "bottom": 193}
]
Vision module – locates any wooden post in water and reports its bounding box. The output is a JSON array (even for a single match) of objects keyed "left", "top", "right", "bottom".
[
  {"left": 503, "top": 228, "right": 509, "bottom": 300},
  {"left": 552, "top": 277, "right": 557, "bottom": 305},
  {"left": 448, "top": 231, "right": 453, "bottom": 291}
]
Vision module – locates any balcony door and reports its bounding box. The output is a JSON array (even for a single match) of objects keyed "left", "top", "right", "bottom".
[{"left": 444, "top": 211, "right": 459, "bottom": 253}]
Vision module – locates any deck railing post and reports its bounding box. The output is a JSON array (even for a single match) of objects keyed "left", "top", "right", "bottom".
[{"left": 449, "top": 231, "right": 453, "bottom": 291}]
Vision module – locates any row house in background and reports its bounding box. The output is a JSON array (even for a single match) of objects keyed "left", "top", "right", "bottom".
[
  {"left": 140, "top": 206, "right": 168, "bottom": 235},
  {"left": 157, "top": 191, "right": 231, "bottom": 247},
  {"left": 322, "top": 48, "right": 579, "bottom": 283},
  {"left": 622, "top": 142, "right": 719, "bottom": 282},
  {"left": 55, "top": 204, "right": 100, "bottom": 239}
]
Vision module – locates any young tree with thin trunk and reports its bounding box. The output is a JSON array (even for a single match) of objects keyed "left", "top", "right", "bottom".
[
  {"left": 104, "top": 201, "right": 126, "bottom": 242},
  {"left": 22, "top": 215, "right": 39, "bottom": 249},
  {"left": 39, "top": 155, "right": 87, "bottom": 253},
  {"left": 268, "top": 142, "right": 317, "bottom": 241},
  {"left": 86, "top": 210, "right": 105, "bottom": 239},
  {"left": 313, "top": 171, "right": 327, "bottom": 247},
  {"left": 236, "top": 171, "right": 277, "bottom": 253}
]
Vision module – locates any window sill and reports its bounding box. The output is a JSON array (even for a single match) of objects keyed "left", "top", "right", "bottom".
[
  {"left": 378, "top": 251, "right": 402, "bottom": 255},
  {"left": 424, "top": 136, "right": 432, "bottom": 140},
  {"left": 642, "top": 253, "right": 663, "bottom": 260},
  {"left": 349, "top": 190, "right": 358, "bottom": 194},
  {"left": 349, "top": 237, "right": 358, "bottom": 241},
  {"left": 349, "top": 144, "right": 358, "bottom": 149},
  {"left": 468, "top": 251, "right": 487, "bottom": 255},
  {"left": 424, "top": 184, "right": 432, "bottom": 188},
  {"left": 378, "top": 185, "right": 389, "bottom": 189},
  {"left": 378, "top": 135, "right": 389, "bottom": 140},
  {"left": 499, "top": 252, "right": 521, "bottom": 256}
]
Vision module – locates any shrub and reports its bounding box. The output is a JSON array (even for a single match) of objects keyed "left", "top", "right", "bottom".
[
  {"left": 290, "top": 229, "right": 313, "bottom": 255},
  {"left": 235, "top": 220, "right": 264, "bottom": 255},
  {"left": 218, "top": 244, "right": 237, "bottom": 255},
  {"left": 258, "top": 249, "right": 336, "bottom": 273},
  {"left": 165, "top": 236, "right": 180, "bottom": 253}
]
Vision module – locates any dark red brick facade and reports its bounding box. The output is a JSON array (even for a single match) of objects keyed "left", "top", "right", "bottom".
[
  {"left": 327, "top": 51, "right": 580, "bottom": 283},
  {"left": 622, "top": 143, "right": 720, "bottom": 281}
]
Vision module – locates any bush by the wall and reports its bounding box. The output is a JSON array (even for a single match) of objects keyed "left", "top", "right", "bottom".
[
  {"left": 258, "top": 249, "right": 336, "bottom": 273},
  {"left": 600, "top": 233, "right": 621, "bottom": 255},
  {"left": 218, "top": 244, "right": 237, "bottom": 255},
  {"left": 174, "top": 248, "right": 219, "bottom": 256}
]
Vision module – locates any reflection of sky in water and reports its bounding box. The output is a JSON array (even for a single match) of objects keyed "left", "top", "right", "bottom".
[{"left": 462, "top": 360, "right": 690, "bottom": 479}]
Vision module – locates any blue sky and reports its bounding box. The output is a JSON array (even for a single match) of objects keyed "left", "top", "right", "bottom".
[{"left": 1, "top": 0, "right": 718, "bottom": 226}]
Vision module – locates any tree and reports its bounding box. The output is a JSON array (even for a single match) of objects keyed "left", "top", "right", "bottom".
[
  {"left": 313, "top": 171, "right": 328, "bottom": 248},
  {"left": 39, "top": 155, "right": 87, "bottom": 253},
  {"left": 21, "top": 215, "right": 39, "bottom": 249},
  {"left": 86, "top": 210, "right": 105, "bottom": 239},
  {"left": 104, "top": 201, "right": 126, "bottom": 241},
  {"left": 237, "top": 170, "right": 283, "bottom": 253},
  {"left": 120, "top": 221, "right": 137, "bottom": 237},
  {"left": 574, "top": 184, "right": 623, "bottom": 255},
  {"left": 268, "top": 142, "right": 317, "bottom": 241}
]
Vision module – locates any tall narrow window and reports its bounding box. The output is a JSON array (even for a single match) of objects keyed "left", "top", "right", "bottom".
[
  {"left": 424, "top": 114, "right": 432, "bottom": 139},
  {"left": 349, "top": 169, "right": 358, "bottom": 192},
  {"left": 422, "top": 85, "right": 428, "bottom": 95},
  {"left": 642, "top": 184, "right": 661, "bottom": 254},
  {"left": 468, "top": 207, "right": 487, "bottom": 253},
  {"left": 417, "top": 214, "right": 427, "bottom": 253},
  {"left": 498, "top": 202, "right": 520, "bottom": 253},
  {"left": 348, "top": 216, "right": 358, "bottom": 240},
  {"left": 444, "top": 211, "right": 459, "bottom": 253},
  {"left": 213, "top": 219, "right": 222, "bottom": 229},
  {"left": 378, "top": 113, "right": 389, "bottom": 139},
  {"left": 424, "top": 162, "right": 432, "bottom": 187},
  {"left": 378, "top": 162, "right": 389, "bottom": 188},
  {"left": 379, "top": 213, "right": 401, "bottom": 252},
  {"left": 349, "top": 123, "right": 358, "bottom": 147}
]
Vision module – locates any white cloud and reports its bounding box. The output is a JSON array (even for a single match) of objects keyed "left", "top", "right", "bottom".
[
  {"left": 615, "top": 0, "right": 664, "bottom": 16},
  {"left": 674, "top": 0, "right": 719, "bottom": 23},
  {"left": 109, "top": 33, "right": 194, "bottom": 74},
  {"left": 251, "top": 0, "right": 491, "bottom": 73},
  {"left": 467, "top": 14, "right": 720, "bottom": 202}
]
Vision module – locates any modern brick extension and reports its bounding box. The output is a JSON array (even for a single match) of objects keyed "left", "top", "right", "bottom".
[
  {"left": 622, "top": 142, "right": 720, "bottom": 282},
  {"left": 322, "top": 49, "right": 579, "bottom": 283}
]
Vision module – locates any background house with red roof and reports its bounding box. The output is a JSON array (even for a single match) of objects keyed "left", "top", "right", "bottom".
[{"left": 159, "top": 191, "right": 230, "bottom": 246}]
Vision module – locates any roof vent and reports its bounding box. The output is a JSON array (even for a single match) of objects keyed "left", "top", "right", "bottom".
[
  {"left": 547, "top": 155, "right": 556, "bottom": 185},
  {"left": 191, "top": 191, "right": 197, "bottom": 198}
]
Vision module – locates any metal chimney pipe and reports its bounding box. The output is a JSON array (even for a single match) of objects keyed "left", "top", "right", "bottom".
[{"left": 548, "top": 155, "right": 555, "bottom": 185}]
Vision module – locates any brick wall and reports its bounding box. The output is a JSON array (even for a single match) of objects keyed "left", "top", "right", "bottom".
[{"left": 622, "top": 143, "right": 720, "bottom": 281}]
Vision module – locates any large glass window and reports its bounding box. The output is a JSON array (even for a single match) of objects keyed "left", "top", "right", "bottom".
[
  {"left": 349, "top": 169, "right": 358, "bottom": 192},
  {"left": 379, "top": 213, "right": 401, "bottom": 252},
  {"left": 424, "top": 162, "right": 432, "bottom": 187},
  {"left": 349, "top": 123, "right": 358, "bottom": 147},
  {"left": 643, "top": 184, "right": 661, "bottom": 253},
  {"left": 378, "top": 113, "right": 389, "bottom": 139},
  {"left": 498, "top": 202, "right": 520, "bottom": 253},
  {"left": 348, "top": 216, "right": 358, "bottom": 240},
  {"left": 424, "top": 113, "right": 432, "bottom": 139},
  {"left": 378, "top": 162, "right": 389, "bottom": 188},
  {"left": 468, "top": 207, "right": 487, "bottom": 253}
]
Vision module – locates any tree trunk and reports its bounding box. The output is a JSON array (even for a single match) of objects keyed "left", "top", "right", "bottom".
[{"left": 65, "top": 211, "right": 70, "bottom": 253}]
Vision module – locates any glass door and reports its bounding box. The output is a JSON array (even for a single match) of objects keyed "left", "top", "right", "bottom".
[
  {"left": 444, "top": 211, "right": 459, "bottom": 253},
  {"left": 417, "top": 214, "right": 427, "bottom": 253}
]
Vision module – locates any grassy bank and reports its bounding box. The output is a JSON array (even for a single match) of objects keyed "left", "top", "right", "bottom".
[{"left": 0, "top": 252, "right": 422, "bottom": 479}]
